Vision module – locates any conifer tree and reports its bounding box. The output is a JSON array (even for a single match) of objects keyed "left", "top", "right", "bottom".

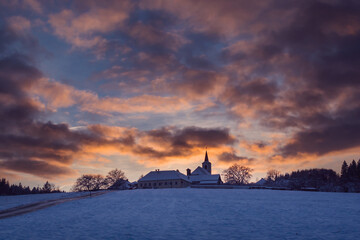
[
  {"left": 341, "top": 160, "right": 348, "bottom": 179},
  {"left": 348, "top": 160, "right": 357, "bottom": 180}
]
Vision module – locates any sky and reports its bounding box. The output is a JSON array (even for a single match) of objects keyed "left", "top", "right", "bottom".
[{"left": 1, "top": 0, "right": 360, "bottom": 190}]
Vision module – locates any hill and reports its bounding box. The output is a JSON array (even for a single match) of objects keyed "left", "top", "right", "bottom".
[{"left": 1, "top": 189, "right": 359, "bottom": 239}]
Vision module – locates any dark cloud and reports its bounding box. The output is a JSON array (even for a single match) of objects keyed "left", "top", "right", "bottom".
[
  {"left": 267, "top": 1, "right": 360, "bottom": 157},
  {"left": 0, "top": 55, "right": 42, "bottom": 96},
  {"left": 279, "top": 108, "right": 360, "bottom": 157},
  {"left": 0, "top": 26, "right": 134, "bottom": 178},
  {"left": 0, "top": 51, "right": 81, "bottom": 177},
  {"left": 175, "top": 69, "right": 221, "bottom": 96},
  {"left": 88, "top": 0, "right": 360, "bottom": 159},
  {"left": 0, "top": 31, "right": 235, "bottom": 176},
  {"left": 0, "top": 159, "right": 75, "bottom": 179},
  {"left": 135, "top": 126, "right": 236, "bottom": 159},
  {"left": 216, "top": 0, "right": 360, "bottom": 157},
  {"left": 218, "top": 151, "right": 253, "bottom": 163},
  {"left": 2, "top": 0, "right": 360, "bottom": 172},
  {"left": 223, "top": 78, "right": 278, "bottom": 107}
]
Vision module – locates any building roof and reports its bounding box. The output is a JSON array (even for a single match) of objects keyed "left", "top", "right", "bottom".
[
  {"left": 189, "top": 174, "right": 221, "bottom": 184},
  {"left": 139, "top": 170, "right": 190, "bottom": 182},
  {"left": 255, "top": 178, "right": 267, "bottom": 185},
  {"left": 192, "top": 166, "right": 210, "bottom": 175}
]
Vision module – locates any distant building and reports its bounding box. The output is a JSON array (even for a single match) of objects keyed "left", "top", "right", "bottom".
[
  {"left": 255, "top": 178, "right": 267, "bottom": 186},
  {"left": 138, "top": 150, "right": 222, "bottom": 189},
  {"left": 188, "top": 151, "right": 223, "bottom": 185},
  {"left": 138, "top": 170, "right": 191, "bottom": 189},
  {"left": 108, "top": 179, "right": 131, "bottom": 190}
]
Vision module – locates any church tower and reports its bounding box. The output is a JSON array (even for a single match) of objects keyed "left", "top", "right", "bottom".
[{"left": 202, "top": 150, "right": 212, "bottom": 174}]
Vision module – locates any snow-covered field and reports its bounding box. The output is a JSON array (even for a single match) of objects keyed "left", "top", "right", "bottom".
[
  {"left": 1, "top": 189, "right": 360, "bottom": 240},
  {"left": 0, "top": 192, "right": 89, "bottom": 210}
]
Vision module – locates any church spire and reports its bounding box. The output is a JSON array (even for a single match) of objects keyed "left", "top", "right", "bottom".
[
  {"left": 204, "top": 150, "right": 209, "bottom": 162},
  {"left": 202, "top": 149, "right": 211, "bottom": 174}
]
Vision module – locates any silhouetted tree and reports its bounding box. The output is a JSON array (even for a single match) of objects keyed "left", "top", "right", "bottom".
[
  {"left": 268, "top": 168, "right": 339, "bottom": 190},
  {"left": 348, "top": 160, "right": 357, "bottom": 180},
  {"left": 105, "top": 169, "right": 127, "bottom": 188},
  {"left": 72, "top": 174, "right": 106, "bottom": 194},
  {"left": 266, "top": 169, "right": 281, "bottom": 182},
  {"left": 357, "top": 159, "right": 360, "bottom": 179},
  {"left": 42, "top": 181, "right": 55, "bottom": 193},
  {"left": 31, "top": 187, "right": 40, "bottom": 194},
  {"left": 341, "top": 161, "right": 349, "bottom": 179},
  {"left": 223, "top": 164, "right": 253, "bottom": 185},
  {"left": 0, "top": 178, "right": 60, "bottom": 195},
  {"left": 0, "top": 178, "right": 10, "bottom": 195}
]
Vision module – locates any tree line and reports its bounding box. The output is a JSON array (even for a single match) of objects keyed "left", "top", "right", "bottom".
[
  {"left": 72, "top": 169, "right": 128, "bottom": 192},
  {"left": 221, "top": 159, "right": 360, "bottom": 192},
  {"left": 0, "top": 179, "right": 61, "bottom": 195},
  {"left": 265, "top": 159, "right": 360, "bottom": 192},
  {"left": 0, "top": 169, "right": 127, "bottom": 196}
]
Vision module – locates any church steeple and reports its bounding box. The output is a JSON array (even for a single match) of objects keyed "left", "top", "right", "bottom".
[
  {"left": 204, "top": 150, "right": 209, "bottom": 162},
  {"left": 202, "top": 150, "right": 211, "bottom": 174}
]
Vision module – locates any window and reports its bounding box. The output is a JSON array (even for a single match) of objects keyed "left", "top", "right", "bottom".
[
  {"left": 175, "top": 181, "right": 177, "bottom": 185},
  {"left": 140, "top": 184, "right": 142, "bottom": 187},
  {"left": 154, "top": 183, "right": 157, "bottom": 186},
  {"left": 159, "top": 183, "right": 162, "bottom": 186},
  {"left": 165, "top": 182, "right": 167, "bottom": 185}
]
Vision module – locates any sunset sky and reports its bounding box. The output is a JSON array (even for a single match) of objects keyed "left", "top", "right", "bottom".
[{"left": 1, "top": 0, "right": 360, "bottom": 190}]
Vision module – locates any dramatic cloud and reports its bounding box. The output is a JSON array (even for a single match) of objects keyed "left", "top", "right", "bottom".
[
  {"left": 218, "top": 151, "right": 253, "bottom": 164},
  {"left": 48, "top": 1, "right": 133, "bottom": 50},
  {"left": 31, "top": 78, "right": 191, "bottom": 114},
  {"left": 279, "top": 109, "right": 360, "bottom": 157},
  {"left": 1, "top": 0, "right": 360, "bottom": 187},
  {"left": 0, "top": 48, "right": 235, "bottom": 177}
]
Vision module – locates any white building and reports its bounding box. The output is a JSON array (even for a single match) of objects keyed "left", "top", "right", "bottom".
[
  {"left": 187, "top": 151, "right": 223, "bottom": 185},
  {"left": 138, "top": 151, "right": 222, "bottom": 189}
]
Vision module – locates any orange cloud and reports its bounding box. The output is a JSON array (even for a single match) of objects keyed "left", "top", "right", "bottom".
[
  {"left": 31, "top": 78, "right": 191, "bottom": 114},
  {"left": 240, "top": 141, "right": 278, "bottom": 156},
  {"left": 7, "top": 16, "right": 31, "bottom": 33},
  {"left": 48, "top": 2, "right": 132, "bottom": 48}
]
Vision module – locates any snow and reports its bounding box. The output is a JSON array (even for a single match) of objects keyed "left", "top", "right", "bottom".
[
  {"left": 1, "top": 189, "right": 360, "bottom": 239},
  {"left": 0, "top": 192, "right": 89, "bottom": 211},
  {"left": 139, "top": 170, "right": 190, "bottom": 182}
]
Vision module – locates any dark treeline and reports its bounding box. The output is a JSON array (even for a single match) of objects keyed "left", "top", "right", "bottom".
[
  {"left": 0, "top": 178, "right": 62, "bottom": 196},
  {"left": 266, "top": 159, "right": 360, "bottom": 192}
]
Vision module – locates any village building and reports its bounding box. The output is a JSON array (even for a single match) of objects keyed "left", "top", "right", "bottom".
[
  {"left": 138, "top": 151, "right": 222, "bottom": 189},
  {"left": 187, "top": 151, "right": 223, "bottom": 185},
  {"left": 138, "top": 170, "right": 191, "bottom": 189}
]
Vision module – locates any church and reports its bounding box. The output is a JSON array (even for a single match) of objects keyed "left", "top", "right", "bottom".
[
  {"left": 187, "top": 151, "right": 223, "bottom": 185},
  {"left": 138, "top": 151, "right": 222, "bottom": 189}
]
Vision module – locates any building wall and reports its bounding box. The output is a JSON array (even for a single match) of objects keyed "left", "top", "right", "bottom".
[{"left": 138, "top": 179, "right": 191, "bottom": 189}]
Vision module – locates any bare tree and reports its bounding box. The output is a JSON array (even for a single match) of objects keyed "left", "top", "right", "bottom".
[
  {"left": 105, "top": 169, "right": 127, "bottom": 187},
  {"left": 223, "top": 164, "right": 253, "bottom": 185},
  {"left": 72, "top": 174, "right": 106, "bottom": 194},
  {"left": 266, "top": 169, "right": 281, "bottom": 181}
]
